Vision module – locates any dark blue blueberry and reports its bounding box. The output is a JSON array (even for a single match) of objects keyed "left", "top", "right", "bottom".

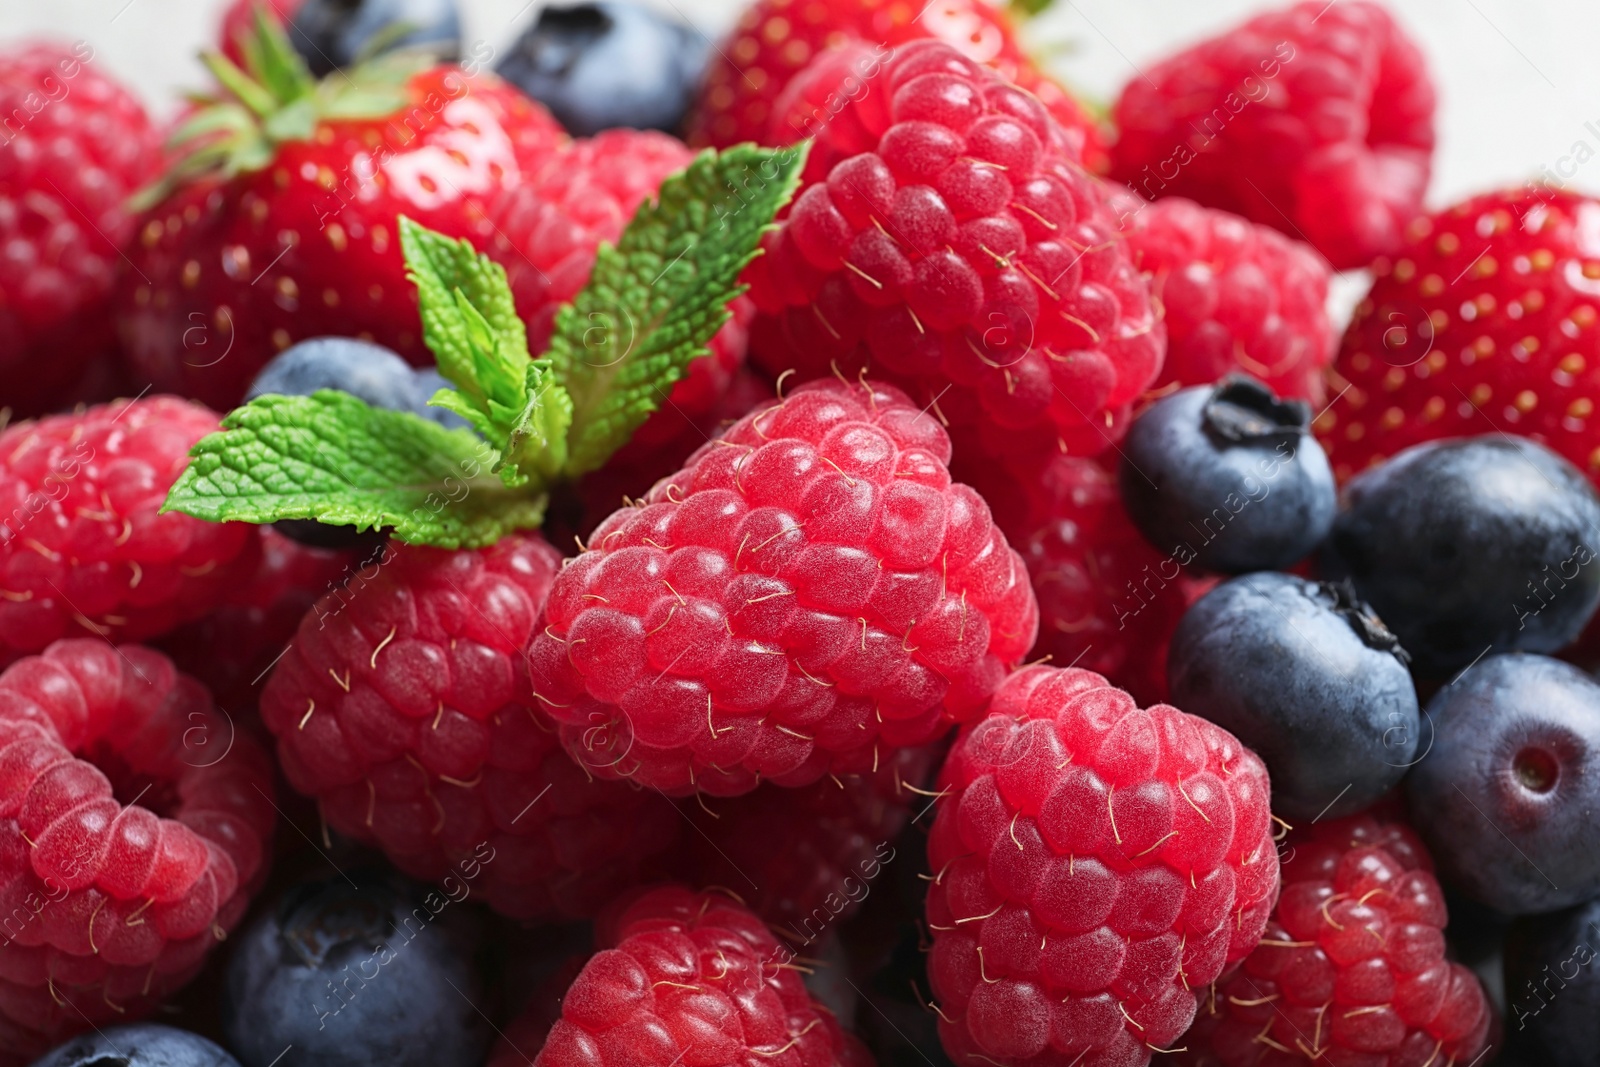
[
  {"left": 495, "top": 2, "right": 709, "bottom": 136},
  {"left": 284, "top": 0, "right": 461, "bottom": 79},
  {"left": 1504, "top": 896, "right": 1600, "bottom": 1065},
  {"left": 1408, "top": 653, "right": 1600, "bottom": 914},
  {"left": 1322, "top": 435, "right": 1600, "bottom": 677},
  {"left": 1119, "top": 376, "right": 1336, "bottom": 574},
  {"left": 28, "top": 1024, "right": 240, "bottom": 1067},
  {"left": 1167, "top": 571, "right": 1418, "bottom": 821},
  {"left": 222, "top": 868, "right": 491, "bottom": 1067}
]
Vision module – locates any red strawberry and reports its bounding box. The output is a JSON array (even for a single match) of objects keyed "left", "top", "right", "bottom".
[
  {"left": 1114, "top": 192, "right": 1335, "bottom": 403},
  {"left": 743, "top": 40, "right": 1162, "bottom": 482},
  {"left": 0, "top": 397, "right": 260, "bottom": 659},
  {"left": 1320, "top": 187, "right": 1600, "bottom": 485},
  {"left": 0, "top": 42, "right": 162, "bottom": 415},
  {"left": 116, "top": 23, "right": 566, "bottom": 410},
  {"left": 1178, "top": 811, "right": 1492, "bottom": 1067},
  {"left": 1110, "top": 0, "right": 1435, "bottom": 270},
  {"left": 0, "top": 640, "right": 276, "bottom": 1063},
  {"left": 690, "top": 0, "right": 1108, "bottom": 173}
]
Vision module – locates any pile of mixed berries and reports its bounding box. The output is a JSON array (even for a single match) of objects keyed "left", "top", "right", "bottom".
[{"left": 5, "top": 0, "right": 1600, "bottom": 1064}]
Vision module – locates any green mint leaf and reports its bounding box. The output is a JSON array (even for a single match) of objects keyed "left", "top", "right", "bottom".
[
  {"left": 504, "top": 359, "right": 573, "bottom": 484},
  {"left": 162, "top": 391, "right": 545, "bottom": 549},
  {"left": 547, "top": 142, "right": 808, "bottom": 477}
]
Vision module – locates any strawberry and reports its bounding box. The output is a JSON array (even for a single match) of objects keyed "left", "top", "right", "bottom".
[
  {"left": 116, "top": 13, "right": 566, "bottom": 410},
  {"left": 688, "top": 0, "right": 1108, "bottom": 172},
  {"left": 1320, "top": 187, "right": 1600, "bottom": 483}
]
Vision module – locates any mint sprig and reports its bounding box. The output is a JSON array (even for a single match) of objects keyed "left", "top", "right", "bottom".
[{"left": 162, "top": 143, "right": 807, "bottom": 549}]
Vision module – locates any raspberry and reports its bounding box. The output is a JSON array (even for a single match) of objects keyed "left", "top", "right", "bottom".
[
  {"left": 1114, "top": 194, "right": 1334, "bottom": 403},
  {"left": 488, "top": 129, "right": 752, "bottom": 452},
  {"left": 0, "top": 398, "right": 261, "bottom": 658},
  {"left": 259, "top": 534, "right": 678, "bottom": 921},
  {"left": 1179, "top": 812, "right": 1492, "bottom": 1067},
  {"left": 157, "top": 526, "right": 360, "bottom": 712},
  {"left": 0, "top": 639, "right": 276, "bottom": 1062},
  {"left": 743, "top": 40, "right": 1163, "bottom": 466},
  {"left": 672, "top": 744, "right": 937, "bottom": 931},
  {"left": 535, "top": 885, "right": 871, "bottom": 1066},
  {"left": 925, "top": 663, "right": 1279, "bottom": 1066},
  {"left": 689, "top": 0, "right": 1108, "bottom": 173},
  {"left": 527, "top": 377, "right": 1038, "bottom": 797},
  {"left": 1109, "top": 1, "right": 1434, "bottom": 270},
  {"left": 0, "top": 44, "right": 162, "bottom": 415},
  {"left": 1320, "top": 188, "right": 1600, "bottom": 484},
  {"left": 1012, "top": 456, "right": 1213, "bottom": 705}
]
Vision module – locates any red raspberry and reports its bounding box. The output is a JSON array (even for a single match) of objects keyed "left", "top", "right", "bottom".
[
  {"left": 489, "top": 129, "right": 752, "bottom": 455},
  {"left": 1178, "top": 812, "right": 1491, "bottom": 1067},
  {"left": 1320, "top": 187, "right": 1600, "bottom": 484},
  {"left": 535, "top": 885, "right": 872, "bottom": 1067},
  {"left": 527, "top": 377, "right": 1038, "bottom": 797},
  {"left": 0, "top": 43, "right": 162, "bottom": 415},
  {"left": 1008, "top": 455, "right": 1213, "bottom": 706},
  {"left": 0, "top": 398, "right": 260, "bottom": 659},
  {"left": 1109, "top": 1, "right": 1434, "bottom": 271},
  {"left": 156, "top": 526, "right": 360, "bottom": 712},
  {"left": 743, "top": 40, "right": 1163, "bottom": 465},
  {"left": 1114, "top": 194, "right": 1334, "bottom": 403},
  {"left": 689, "top": 0, "right": 1108, "bottom": 173},
  {"left": 672, "top": 744, "right": 937, "bottom": 931},
  {"left": 925, "top": 663, "right": 1280, "bottom": 1066},
  {"left": 0, "top": 639, "right": 276, "bottom": 1063},
  {"left": 259, "top": 534, "right": 678, "bottom": 921}
]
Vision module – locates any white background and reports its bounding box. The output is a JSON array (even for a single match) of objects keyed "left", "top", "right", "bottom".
[{"left": 3, "top": 0, "right": 1596, "bottom": 319}]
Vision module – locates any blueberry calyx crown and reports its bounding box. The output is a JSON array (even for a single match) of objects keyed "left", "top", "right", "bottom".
[
  {"left": 281, "top": 877, "right": 392, "bottom": 965},
  {"left": 1320, "top": 578, "right": 1411, "bottom": 665},
  {"left": 1202, "top": 374, "right": 1312, "bottom": 445}
]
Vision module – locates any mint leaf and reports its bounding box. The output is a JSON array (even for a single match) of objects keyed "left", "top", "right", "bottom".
[
  {"left": 505, "top": 359, "right": 573, "bottom": 483},
  {"left": 163, "top": 391, "right": 545, "bottom": 549},
  {"left": 399, "top": 215, "right": 551, "bottom": 482},
  {"left": 548, "top": 142, "right": 807, "bottom": 477}
]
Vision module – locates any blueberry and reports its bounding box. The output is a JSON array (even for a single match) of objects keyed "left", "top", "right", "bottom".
[
  {"left": 1408, "top": 653, "right": 1600, "bottom": 914},
  {"left": 496, "top": 2, "right": 709, "bottom": 136},
  {"left": 1504, "top": 897, "right": 1600, "bottom": 1064},
  {"left": 1167, "top": 571, "right": 1418, "bottom": 821},
  {"left": 28, "top": 1025, "right": 240, "bottom": 1067},
  {"left": 1322, "top": 435, "right": 1600, "bottom": 677},
  {"left": 222, "top": 868, "right": 491, "bottom": 1067},
  {"left": 1119, "top": 376, "right": 1335, "bottom": 574},
  {"left": 284, "top": 0, "right": 461, "bottom": 79}
]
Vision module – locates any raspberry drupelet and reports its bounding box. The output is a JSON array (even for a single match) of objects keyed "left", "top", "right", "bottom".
[
  {"left": 743, "top": 40, "right": 1163, "bottom": 466},
  {"left": 0, "top": 640, "right": 276, "bottom": 1065},
  {"left": 925, "top": 664, "right": 1280, "bottom": 1067},
  {"left": 527, "top": 377, "right": 1039, "bottom": 798},
  {"left": 535, "top": 885, "right": 872, "bottom": 1067},
  {"left": 0, "top": 398, "right": 260, "bottom": 660},
  {"left": 259, "top": 533, "right": 678, "bottom": 921},
  {"left": 1178, "top": 812, "right": 1492, "bottom": 1067}
]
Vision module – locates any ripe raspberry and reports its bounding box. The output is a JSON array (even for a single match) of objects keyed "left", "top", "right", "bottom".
[
  {"left": 0, "top": 398, "right": 260, "bottom": 658},
  {"left": 1109, "top": 1, "right": 1434, "bottom": 270},
  {"left": 536, "top": 885, "right": 871, "bottom": 1067},
  {"left": 156, "top": 526, "right": 360, "bottom": 712},
  {"left": 1115, "top": 194, "right": 1334, "bottom": 403},
  {"left": 1178, "top": 812, "right": 1491, "bottom": 1067},
  {"left": 689, "top": 0, "right": 1108, "bottom": 172},
  {"left": 527, "top": 377, "right": 1038, "bottom": 798},
  {"left": 925, "top": 663, "right": 1280, "bottom": 1066},
  {"left": 743, "top": 40, "right": 1163, "bottom": 465},
  {"left": 1320, "top": 187, "right": 1600, "bottom": 483},
  {"left": 259, "top": 534, "right": 678, "bottom": 921},
  {"left": 672, "top": 744, "right": 936, "bottom": 931},
  {"left": 0, "top": 43, "right": 162, "bottom": 415},
  {"left": 487, "top": 129, "right": 753, "bottom": 459},
  {"left": 0, "top": 639, "right": 276, "bottom": 1062},
  {"left": 1011, "top": 455, "right": 1213, "bottom": 706}
]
